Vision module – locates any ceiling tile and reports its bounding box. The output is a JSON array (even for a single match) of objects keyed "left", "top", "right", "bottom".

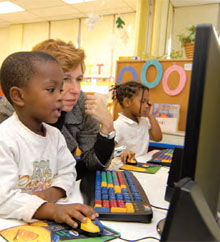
[
  {"left": 171, "top": 0, "right": 220, "bottom": 7},
  {"left": 0, "top": 11, "right": 45, "bottom": 23},
  {"left": 123, "top": 0, "right": 137, "bottom": 9},
  {"left": 29, "top": 5, "right": 79, "bottom": 18},
  {"left": 11, "top": 0, "right": 65, "bottom": 9},
  {"left": 0, "top": 21, "right": 10, "bottom": 27},
  {"left": 44, "top": 13, "right": 85, "bottom": 21},
  {"left": 0, "top": 0, "right": 218, "bottom": 27},
  {"left": 0, "top": 0, "right": 137, "bottom": 24}
]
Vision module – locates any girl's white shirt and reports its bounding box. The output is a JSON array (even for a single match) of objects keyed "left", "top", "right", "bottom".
[{"left": 114, "top": 113, "right": 151, "bottom": 157}]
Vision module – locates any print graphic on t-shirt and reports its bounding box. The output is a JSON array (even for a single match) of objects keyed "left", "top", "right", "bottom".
[{"left": 18, "top": 160, "right": 52, "bottom": 193}]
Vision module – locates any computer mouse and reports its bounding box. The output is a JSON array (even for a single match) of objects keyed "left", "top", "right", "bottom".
[
  {"left": 74, "top": 217, "right": 104, "bottom": 237},
  {"left": 126, "top": 158, "right": 137, "bottom": 165}
]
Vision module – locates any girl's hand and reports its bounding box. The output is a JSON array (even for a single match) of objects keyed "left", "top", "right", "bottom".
[
  {"left": 148, "top": 101, "right": 154, "bottom": 117},
  {"left": 120, "top": 150, "right": 136, "bottom": 163}
]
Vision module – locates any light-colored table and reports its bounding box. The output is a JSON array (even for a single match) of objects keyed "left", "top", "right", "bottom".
[{"left": 0, "top": 154, "right": 170, "bottom": 242}]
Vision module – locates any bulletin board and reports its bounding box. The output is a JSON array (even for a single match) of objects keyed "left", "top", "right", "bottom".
[{"left": 113, "top": 59, "right": 193, "bottom": 131}]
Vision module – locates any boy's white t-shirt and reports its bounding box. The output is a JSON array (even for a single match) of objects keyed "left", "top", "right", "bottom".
[
  {"left": 0, "top": 113, "right": 76, "bottom": 222},
  {"left": 114, "top": 113, "right": 151, "bottom": 157}
]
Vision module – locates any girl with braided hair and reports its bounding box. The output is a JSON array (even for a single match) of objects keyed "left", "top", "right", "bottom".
[{"left": 112, "top": 81, "right": 162, "bottom": 161}]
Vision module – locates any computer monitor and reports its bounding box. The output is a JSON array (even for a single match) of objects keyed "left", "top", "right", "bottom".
[
  {"left": 182, "top": 24, "right": 220, "bottom": 217},
  {"left": 161, "top": 178, "right": 220, "bottom": 241},
  {"left": 161, "top": 24, "right": 220, "bottom": 240}
]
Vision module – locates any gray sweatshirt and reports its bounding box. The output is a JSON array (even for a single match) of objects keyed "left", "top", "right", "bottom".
[{"left": 0, "top": 96, "right": 14, "bottom": 123}]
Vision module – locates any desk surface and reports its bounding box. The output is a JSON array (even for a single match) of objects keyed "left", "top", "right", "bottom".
[{"left": 0, "top": 154, "right": 170, "bottom": 242}]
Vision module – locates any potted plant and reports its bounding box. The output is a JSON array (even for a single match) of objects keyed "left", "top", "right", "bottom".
[{"left": 178, "top": 25, "right": 196, "bottom": 58}]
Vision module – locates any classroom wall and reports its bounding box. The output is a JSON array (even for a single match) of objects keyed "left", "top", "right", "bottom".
[
  {"left": 151, "top": 0, "right": 170, "bottom": 58},
  {"left": 81, "top": 15, "right": 114, "bottom": 77},
  {"left": 172, "top": 3, "right": 219, "bottom": 55},
  {"left": 0, "top": 13, "right": 136, "bottom": 81},
  {"left": 22, "top": 22, "right": 50, "bottom": 50},
  {"left": 50, "top": 19, "right": 79, "bottom": 42},
  {"left": 0, "top": 28, "right": 9, "bottom": 64}
]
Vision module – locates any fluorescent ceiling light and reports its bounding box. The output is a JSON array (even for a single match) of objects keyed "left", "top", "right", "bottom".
[
  {"left": 63, "top": 0, "right": 95, "bottom": 4},
  {"left": 0, "top": 1, "right": 24, "bottom": 14}
]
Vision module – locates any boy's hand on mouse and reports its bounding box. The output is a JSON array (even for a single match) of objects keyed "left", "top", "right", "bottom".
[
  {"left": 52, "top": 203, "right": 98, "bottom": 228},
  {"left": 120, "top": 150, "right": 135, "bottom": 163},
  {"left": 34, "top": 203, "right": 98, "bottom": 229}
]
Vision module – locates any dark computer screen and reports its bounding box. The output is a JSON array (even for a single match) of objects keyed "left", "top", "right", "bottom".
[
  {"left": 161, "top": 178, "right": 220, "bottom": 241},
  {"left": 182, "top": 24, "right": 220, "bottom": 217},
  {"left": 161, "top": 24, "right": 220, "bottom": 240}
]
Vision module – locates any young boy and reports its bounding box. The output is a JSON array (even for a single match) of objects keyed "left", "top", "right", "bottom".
[{"left": 0, "top": 51, "right": 97, "bottom": 228}]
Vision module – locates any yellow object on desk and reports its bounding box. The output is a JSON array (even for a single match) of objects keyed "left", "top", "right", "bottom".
[{"left": 126, "top": 158, "right": 137, "bottom": 164}]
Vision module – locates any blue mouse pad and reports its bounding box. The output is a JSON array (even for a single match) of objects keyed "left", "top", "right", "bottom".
[{"left": 0, "top": 220, "right": 120, "bottom": 242}]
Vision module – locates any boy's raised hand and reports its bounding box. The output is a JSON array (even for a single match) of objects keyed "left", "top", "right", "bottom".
[{"left": 34, "top": 202, "right": 98, "bottom": 229}]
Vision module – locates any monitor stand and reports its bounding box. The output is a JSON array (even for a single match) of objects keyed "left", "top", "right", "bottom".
[
  {"left": 156, "top": 218, "right": 166, "bottom": 236},
  {"left": 159, "top": 178, "right": 220, "bottom": 241}
]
